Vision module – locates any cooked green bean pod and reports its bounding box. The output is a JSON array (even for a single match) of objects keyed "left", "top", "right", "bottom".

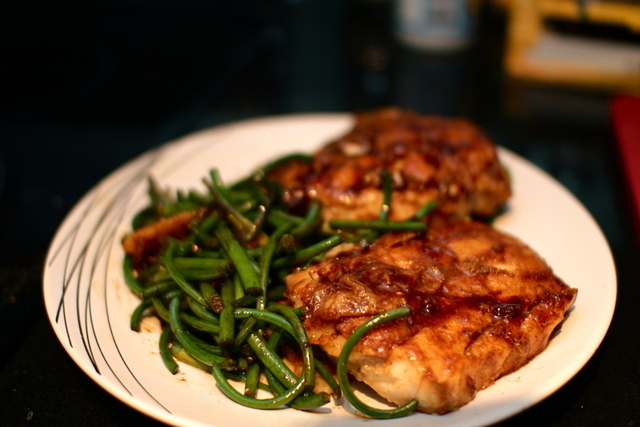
[
  {"left": 140, "top": 281, "right": 178, "bottom": 299},
  {"left": 246, "top": 332, "right": 298, "bottom": 388},
  {"left": 170, "top": 342, "right": 211, "bottom": 371},
  {"left": 271, "top": 233, "right": 344, "bottom": 270},
  {"left": 159, "top": 326, "right": 179, "bottom": 374},
  {"left": 207, "top": 169, "right": 255, "bottom": 239},
  {"left": 218, "top": 278, "right": 236, "bottom": 347},
  {"left": 130, "top": 298, "right": 152, "bottom": 332},
  {"left": 214, "top": 222, "right": 262, "bottom": 296},
  {"left": 212, "top": 360, "right": 307, "bottom": 410},
  {"left": 336, "top": 306, "right": 418, "bottom": 419},
  {"left": 123, "top": 254, "right": 145, "bottom": 295},
  {"left": 329, "top": 219, "right": 427, "bottom": 232},
  {"left": 164, "top": 241, "right": 208, "bottom": 307},
  {"left": 169, "top": 297, "right": 233, "bottom": 368}
]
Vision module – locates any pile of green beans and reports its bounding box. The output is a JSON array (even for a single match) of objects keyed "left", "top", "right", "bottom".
[{"left": 124, "top": 154, "right": 435, "bottom": 418}]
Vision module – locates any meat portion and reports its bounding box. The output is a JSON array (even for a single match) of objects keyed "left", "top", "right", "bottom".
[
  {"left": 269, "top": 108, "right": 511, "bottom": 224},
  {"left": 285, "top": 220, "right": 577, "bottom": 414}
]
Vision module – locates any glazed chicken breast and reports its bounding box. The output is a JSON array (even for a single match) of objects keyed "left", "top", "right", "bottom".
[
  {"left": 285, "top": 220, "right": 577, "bottom": 414},
  {"left": 269, "top": 108, "right": 511, "bottom": 224}
]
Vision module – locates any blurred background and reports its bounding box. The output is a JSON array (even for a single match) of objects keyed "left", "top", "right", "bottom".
[{"left": 1, "top": 0, "right": 639, "bottom": 425}]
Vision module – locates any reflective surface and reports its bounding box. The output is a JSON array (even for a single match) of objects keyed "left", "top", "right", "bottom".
[{"left": 2, "top": 1, "right": 639, "bottom": 425}]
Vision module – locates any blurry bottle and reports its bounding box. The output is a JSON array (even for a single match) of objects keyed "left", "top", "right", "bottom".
[{"left": 394, "top": 0, "right": 473, "bottom": 52}]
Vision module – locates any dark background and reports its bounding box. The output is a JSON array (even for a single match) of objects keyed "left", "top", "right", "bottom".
[{"left": 1, "top": 1, "right": 639, "bottom": 425}]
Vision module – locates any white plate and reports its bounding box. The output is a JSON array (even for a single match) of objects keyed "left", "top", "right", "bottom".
[{"left": 43, "top": 114, "right": 617, "bottom": 427}]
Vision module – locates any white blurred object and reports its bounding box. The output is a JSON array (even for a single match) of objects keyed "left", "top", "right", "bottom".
[{"left": 394, "top": 0, "right": 473, "bottom": 52}]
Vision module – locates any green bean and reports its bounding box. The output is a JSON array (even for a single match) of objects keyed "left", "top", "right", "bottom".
[
  {"left": 130, "top": 298, "right": 153, "bottom": 332},
  {"left": 173, "top": 256, "right": 230, "bottom": 271},
  {"left": 173, "top": 257, "right": 230, "bottom": 271},
  {"left": 246, "top": 246, "right": 263, "bottom": 258},
  {"left": 200, "top": 282, "right": 224, "bottom": 313},
  {"left": 233, "top": 308, "right": 297, "bottom": 338},
  {"left": 287, "top": 392, "right": 331, "bottom": 411},
  {"left": 218, "top": 278, "right": 236, "bottom": 347},
  {"left": 379, "top": 169, "right": 392, "bottom": 222},
  {"left": 246, "top": 332, "right": 298, "bottom": 388},
  {"left": 266, "top": 325, "right": 284, "bottom": 349},
  {"left": 291, "top": 200, "right": 321, "bottom": 237},
  {"left": 267, "top": 209, "right": 305, "bottom": 229},
  {"left": 170, "top": 343, "right": 210, "bottom": 371},
  {"left": 151, "top": 296, "right": 170, "bottom": 322},
  {"left": 244, "top": 362, "right": 261, "bottom": 398},
  {"left": 313, "top": 356, "right": 341, "bottom": 398},
  {"left": 263, "top": 369, "right": 330, "bottom": 411},
  {"left": 147, "top": 269, "right": 173, "bottom": 285},
  {"left": 265, "top": 318, "right": 338, "bottom": 399},
  {"left": 185, "top": 296, "right": 220, "bottom": 324},
  {"left": 172, "top": 257, "right": 230, "bottom": 280},
  {"left": 131, "top": 205, "right": 157, "bottom": 230},
  {"left": 245, "top": 201, "right": 270, "bottom": 243},
  {"left": 362, "top": 170, "right": 393, "bottom": 243},
  {"left": 147, "top": 176, "right": 170, "bottom": 210},
  {"left": 159, "top": 326, "right": 179, "bottom": 374},
  {"left": 267, "top": 302, "right": 315, "bottom": 390},
  {"left": 214, "top": 222, "right": 262, "bottom": 296},
  {"left": 150, "top": 290, "right": 183, "bottom": 324},
  {"left": 161, "top": 199, "right": 201, "bottom": 218},
  {"left": 196, "top": 249, "right": 223, "bottom": 258},
  {"left": 151, "top": 292, "right": 220, "bottom": 334},
  {"left": 267, "top": 323, "right": 340, "bottom": 401},
  {"left": 212, "top": 360, "right": 307, "bottom": 410},
  {"left": 263, "top": 367, "right": 286, "bottom": 395},
  {"left": 164, "top": 289, "right": 184, "bottom": 300},
  {"left": 164, "top": 241, "right": 208, "bottom": 306},
  {"left": 140, "top": 281, "right": 178, "bottom": 299},
  {"left": 336, "top": 306, "right": 417, "bottom": 419},
  {"left": 123, "top": 254, "right": 145, "bottom": 295},
  {"left": 246, "top": 153, "right": 313, "bottom": 182},
  {"left": 222, "top": 370, "right": 273, "bottom": 394},
  {"left": 258, "top": 222, "right": 294, "bottom": 314},
  {"left": 266, "top": 284, "right": 286, "bottom": 301},
  {"left": 185, "top": 331, "right": 223, "bottom": 355},
  {"left": 231, "top": 294, "right": 258, "bottom": 308},
  {"left": 180, "top": 312, "right": 221, "bottom": 334},
  {"left": 207, "top": 169, "right": 255, "bottom": 238},
  {"left": 329, "top": 219, "right": 427, "bottom": 232},
  {"left": 186, "top": 189, "right": 210, "bottom": 206},
  {"left": 236, "top": 355, "right": 251, "bottom": 372},
  {"left": 233, "top": 317, "right": 258, "bottom": 350},
  {"left": 410, "top": 200, "right": 438, "bottom": 221},
  {"left": 272, "top": 233, "right": 344, "bottom": 269},
  {"left": 233, "top": 274, "right": 246, "bottom": 300},
  {"left": 169, "top": 297, "right": 233, "bottom": 368}
]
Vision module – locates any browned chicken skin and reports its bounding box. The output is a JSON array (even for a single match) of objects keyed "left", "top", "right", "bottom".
[
  {"left": 269, "top": 108, "right": 511, "bottom": 224},
  {"left": 286, "top": 220, "right": 577, "bottom": 414}
]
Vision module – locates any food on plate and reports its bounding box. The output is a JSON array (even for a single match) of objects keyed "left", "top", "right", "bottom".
[
  {"left": 285, "top": 220, "right": 578, "bottom": 414},
  {"left": 123, "top": 207, "right": 207, "bottom": 265},
  {"left": 121, "top": 108, "right": 574, "bottom": 419},
  {"left": 268, "top": 107, "right": 511, "bottom": 225}
]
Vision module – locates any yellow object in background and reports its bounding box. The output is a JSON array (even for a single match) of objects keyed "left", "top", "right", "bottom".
[{"left": 503, "top": 0, "right": 640, "bottom": 92}]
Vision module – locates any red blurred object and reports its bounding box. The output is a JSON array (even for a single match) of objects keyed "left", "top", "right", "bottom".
[{"left": 611, "top": 94, "right": 640, "bottom": 247}]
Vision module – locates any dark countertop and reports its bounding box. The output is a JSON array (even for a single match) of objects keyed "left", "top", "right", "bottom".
[{"left": 2, "top": 1, "right": 639, "bottom": 425}]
